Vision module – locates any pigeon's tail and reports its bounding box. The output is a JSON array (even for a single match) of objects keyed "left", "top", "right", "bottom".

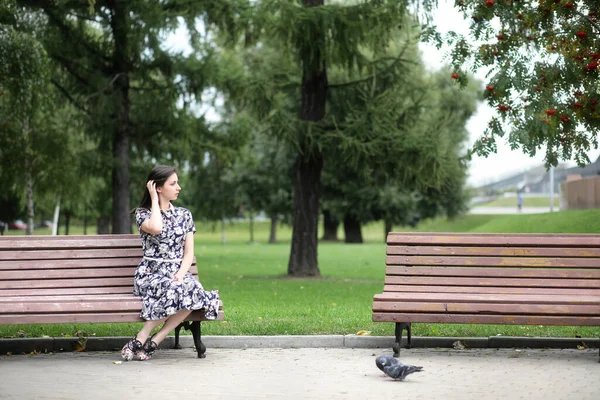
[{"left": 406, "top": 365, "right": 423, "bottom": 374}]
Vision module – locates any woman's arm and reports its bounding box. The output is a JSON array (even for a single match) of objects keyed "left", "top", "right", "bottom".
[
  {"left": 140, "top": 180, "right": 163, "bottom": 235},
  {"left": 174, "top": 232, "right": 194, "bottom": 280}
]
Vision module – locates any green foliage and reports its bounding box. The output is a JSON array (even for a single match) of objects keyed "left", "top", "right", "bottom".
[{"left": 442, "top": 0, "right": 600, "bottom": 167}]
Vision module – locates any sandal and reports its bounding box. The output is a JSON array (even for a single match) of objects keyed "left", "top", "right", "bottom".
[
  {"left": 143, "top": 336, "right": 159, "bottom": 358},
  {"left": 121, "top": 336, "right": 144, "bottom": 361}
]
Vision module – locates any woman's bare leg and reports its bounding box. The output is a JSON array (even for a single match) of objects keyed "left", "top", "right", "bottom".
[
  {"left": 135, "top": 318, "right": 166, "bottom": 344},
  {"left": 150, "top": 309, "right": 193, "bottom": 345}
]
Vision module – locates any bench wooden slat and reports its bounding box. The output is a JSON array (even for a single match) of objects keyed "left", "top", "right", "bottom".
[
  {"left": 372, "top": 312, "right": 600, "bottom": 325},
  {"left": 0, "top": 287, "right": 134, "bottom": 296},
  {"left": 373, "top": 292, "right": 600, "bottom": 304},
  {"left": 372, "top": 301, "right": 600, "bottom": 315},
  {"left": 0, "top": 258, "right": 140, "bottom": 270},
  {"left": 386, "top": 233, "right": 600, "bottom": 247},
  {"left": 386, "top": 245, "right": 600, "bottom": 258},
  {"left": 0, "top": 257, "right": 197, "bottom": 271},
  {"left": 0, "top": 235, "right": 141, "bottom": 250},
  {"left": 0, "top": 300, "right": 145, "bottom": 314},
  {"left": 0, "top": 265, "right": 199, "bottom": 280},
  {"left": 0, "top": 248, "right": 142, "bottom": 261},
  {"left": 0, "top": 296, "right": 224, "bottom": 307},
  {"left": 385, "top": 266, "right": 600, "bottom": 279},
  {"left": 0, "top": 299, "right": 224, "bottom": 314},
  {"left": 382, "top": 285, "right": 600, "bottom": 296},
  {"left": 386, "top": 255, "right": 600, "bottom": 268},
  {"left": 385, "top": 276, "right": 600, "bottom": 288},
  {"left": 0, "top": 277, "right": 133, "bottom": 289},
  {"left": 0, "top": 310, "right": 224, "bottom": 325}
]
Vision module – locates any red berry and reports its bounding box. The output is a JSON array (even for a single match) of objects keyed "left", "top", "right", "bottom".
[
  {"left": 486, "top": 85, "right": 495, "bottom": 91},
  {"left": 560, "top": 115, "right": 569, "bottom": 123},
  {"left": 584, "top": 61, "right": 598, "bottom": 71},
  {"left": 485, "top": 0, "right": 495, "bottom": 6},
  {"left": 545, "top": 109, "right": 557, "bottom": 116},
  {"left": 451, "top": 73, "right": 459, "bottom": 79},
  {"left": 575, "top": 31, "right": 587, "bottom": 39},
  {"left": 564, "top": 2, "right": 574, "bottom": 8},
  {"left": 572, "top": 102, "right": 583, "bottom": 108},
  {"left": 498, "top": 104, "right": 511, "bottom": 112},
  {"left": 497, "top": 34, "right": 505, "bottom": 40}
]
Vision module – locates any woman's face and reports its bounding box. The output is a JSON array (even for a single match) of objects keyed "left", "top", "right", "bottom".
[{"left": 157, "top": 173, "right": 181, "bottom": 202}]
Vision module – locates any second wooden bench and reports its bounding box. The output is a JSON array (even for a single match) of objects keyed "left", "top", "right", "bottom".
[{"left": 372, "top": 233, "right": 600, "bottom": 361}]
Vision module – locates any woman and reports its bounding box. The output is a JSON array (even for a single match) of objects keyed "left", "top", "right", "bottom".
[{"left": 121, "top": 165, "right": 220, "bottom": 361}]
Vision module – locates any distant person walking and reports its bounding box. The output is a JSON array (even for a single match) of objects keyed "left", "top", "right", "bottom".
[{"left": 517, "top": 192, "right": 523, "bottom": 212}]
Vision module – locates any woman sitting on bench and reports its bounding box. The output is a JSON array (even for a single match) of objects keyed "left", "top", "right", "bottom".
[{"left": 121, "top": 165, "right": 220, "bottom": 361}]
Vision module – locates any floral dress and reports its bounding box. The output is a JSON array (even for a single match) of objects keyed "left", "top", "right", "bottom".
[{"left": 133, "top": 205, "right": 220, "bottom": 320}]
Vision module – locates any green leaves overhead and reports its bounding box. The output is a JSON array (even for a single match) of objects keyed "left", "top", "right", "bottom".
[
  {"left": 443, "top": 0, "right": 600, "bottom": 167},
  {"left": 263, "top": 0, "right": 419, "bottom": 72}
]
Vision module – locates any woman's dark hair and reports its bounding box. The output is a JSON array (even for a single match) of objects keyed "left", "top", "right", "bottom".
[{"left": 133, "top": 165, "right": 178, "bottom": 211}]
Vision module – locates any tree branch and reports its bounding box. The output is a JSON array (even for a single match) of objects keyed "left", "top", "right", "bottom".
[
  {"left": 328, "top": 57, "right": 416, "bottom": 90},
  {"left": 50, "top": 79, "right": 91, "bottom": 116}
]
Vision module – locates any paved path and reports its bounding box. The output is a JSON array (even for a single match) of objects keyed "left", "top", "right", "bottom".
[
  {"left": 469, "top": 206, "right": 557, "bottom": 214},
  {"left": 0, "top": 347, "right": 598, "bottom": 399}
]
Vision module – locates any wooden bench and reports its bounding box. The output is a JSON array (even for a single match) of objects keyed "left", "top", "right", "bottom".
[
  {"left": 0, "top": 234, "right": 223, "bottom": 358},
  {"left": 372, "top": 233, "right": 600, "bottom": 361}
]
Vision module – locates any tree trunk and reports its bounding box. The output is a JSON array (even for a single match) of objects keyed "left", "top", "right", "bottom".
[
  {"left": 97, "top": 216, "right": 110, "bottom": 234},
  {"left": 249, "top": 211, "right": 255, "bottom": 243},
  {"left": 110, "top": 1, "right": 132, "bottom": 234},
  {"left": 384, "top": 219, "right": 393, "bottom": 243},
  {"left": 221, "top": 217, "right": 226, "bottom": 244},
  {"left": 269, "top": 214, "right": 277, "bottom": 244},
  {"left": 288, "top": 151, "right": 323, "bottom": 276},
  {"left": 64, "top": 210, "right": 71, "bottom": 236},
  {"left": 52, "top": 200, "right": 60, "bottom": 236},
  {"left": 321, "top": 210, "right": 339, "bottom": 241},
  {"left": 343, "top": 214, "right": 363, "bottom": 243},
  {"left": 287, "top": 0, "right": 327, "bottom": 277},
  {"left": 23, "top": 118, "right": 34, "bottom": 236}
]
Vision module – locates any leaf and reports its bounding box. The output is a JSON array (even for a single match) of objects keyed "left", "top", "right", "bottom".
[{"left": 356, "top": 330, "right": 372, "bottom": 336}]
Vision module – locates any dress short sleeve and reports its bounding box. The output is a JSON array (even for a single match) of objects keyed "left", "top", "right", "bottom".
[
  {"left": 135, "top": 208, "right": 151, "bottom": 232},
  {"left": 185, "top": 209, "right": 196, "bottom": 234}
]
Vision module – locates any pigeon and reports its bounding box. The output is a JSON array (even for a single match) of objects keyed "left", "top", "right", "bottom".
[
  {"left": 375, "top": 354, "right": 399, "bottom": 373},
  {"left": 383, "top": 362, "right": 423, "bottom": 381}
]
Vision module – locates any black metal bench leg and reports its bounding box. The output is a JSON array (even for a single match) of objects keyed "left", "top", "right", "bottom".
[
  {"left": 173, "top": 321, "right": 205, "bottom": 358},
  {"left": 190, "top": 321, "right": 206, "bottom": 358},
  {"left": 173, "top": 321, "right": 189, "bottom": 349},
  {"left": 393, "top": 322, "right": 412, "bottom": 357}
]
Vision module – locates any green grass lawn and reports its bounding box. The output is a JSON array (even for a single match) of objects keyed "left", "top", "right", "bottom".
[
  {"left": 2, "top": 210, "right": 600, "bottom": 340},
  {"left": 475, "top": 195, "right": 560, "bottom": 208}
]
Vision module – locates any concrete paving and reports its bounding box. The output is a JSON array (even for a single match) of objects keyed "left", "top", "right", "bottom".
[
  {"left": 0, "top": 347, "right": 598, "bottom": 400},
  {"left": 469, "top": 206, "right": 558, "bottom": 214}
]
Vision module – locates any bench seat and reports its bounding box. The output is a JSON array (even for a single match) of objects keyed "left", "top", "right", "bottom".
[
  {"left": 0, "top": 234, "right": 223, "bottom": 358},
  {"left": 372, "top": 233, "right": 600, "bottom": 361}
]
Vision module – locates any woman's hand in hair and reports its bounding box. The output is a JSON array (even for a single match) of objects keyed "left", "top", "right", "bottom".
[{"left": 146, "top": 180, "right": 159, "bottom": 204}]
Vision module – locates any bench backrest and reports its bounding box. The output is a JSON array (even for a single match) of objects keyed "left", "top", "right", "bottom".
[
  {"left": 0, "top": 234, "right": 197, "bottom": 297},
  {"left": 385, "top": 233, "right": 600, "bottom": 296}
]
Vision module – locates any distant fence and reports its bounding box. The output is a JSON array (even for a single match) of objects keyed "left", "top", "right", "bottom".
[{"left": 559, "top": 175, "right": 600, "bottom": 210}]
